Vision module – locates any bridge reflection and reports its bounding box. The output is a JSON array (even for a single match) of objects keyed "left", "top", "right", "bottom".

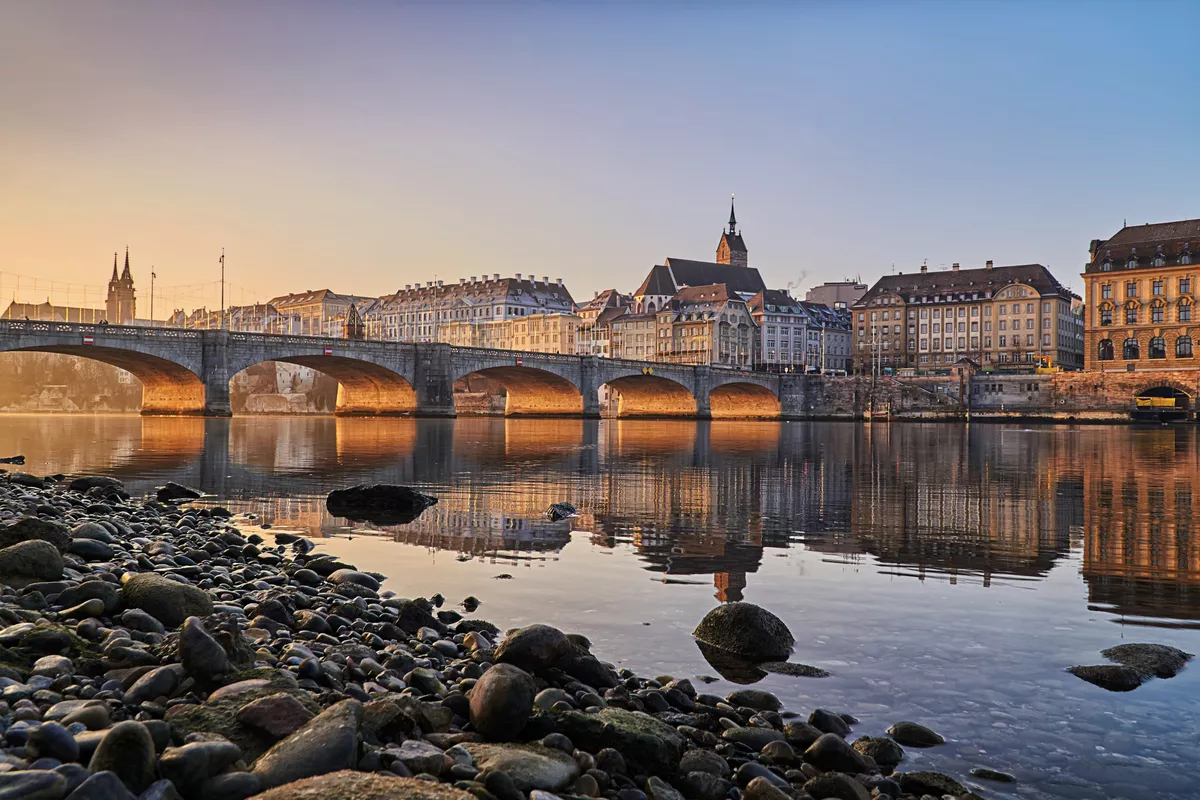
[{"left": 6, "top": 417, "right": 1200, "bottom": 622}]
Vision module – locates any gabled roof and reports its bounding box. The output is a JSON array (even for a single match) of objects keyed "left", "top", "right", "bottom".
[
  {"left": 748, "top": 289, "right": 801, "bottom": 315},
  {"left": 579, "top": 289, "right": 629, "bottom": 312},
  {"left": 854, "top": 264, "right": 1074, "bottom": 307},
  {"left": 635, "top": 259, "right": 767, "bottom": 298}
]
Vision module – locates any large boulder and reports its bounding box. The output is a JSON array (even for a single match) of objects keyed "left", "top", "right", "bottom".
[
  {"left": 1067, "top": 664, "right": 1145, "bottom": 692},
  {"left": 251, "top": 699, "right": 362, "bottom": 789},
  {"left": 469, "top": 663, "right": 535, "bottom": 741},
  {"left": 121, "top": 573, "right": 213, "bottom": 629},
  {"left": 494, "top": 624, "right": 573, "bottom": 673},
  {"left": 325, "top": 484, "right": 437, "bottom": 524},
  {"left": 886, "top": 721, "right": 944, "bottom": 748},
  {"left": 245, "top": 771, "right": 474, "bottom": 800},
  {"left": 692, "top": 602, "right": 794, "bottom": 662},
  {"left": 0, "top": 517, "right": 70, "bottom": 552},
  {"left": 0, "top": 539, "right": 64, "bottom": 589},
  {"left": 464, "top": 743, "right": 580, "bottom": 792},
  {"left": 553, "top": 707, "right": 684, "bottom": 776},
  {"left": 1101, "top": 643, "right": 1193, "bottom": 678}
]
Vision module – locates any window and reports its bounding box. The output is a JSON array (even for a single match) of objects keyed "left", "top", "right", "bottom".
[
  {"left": 920, "top": 309, "right": 928, "bottom": 319},
  {"left": 1042, "top": 302, "right": 1051, "bottom": 313},
  {"left": 1026, "top": 335, "right": 1034, "bottom": 346},
  {"left": 985, "top": 336, "right": 992, "bottom": 348},
  {"left": 1153, "top": 305, "right": 1164, "bottom": 323},
  {"left": 1000, "top": 335, "right": 1007, "bottom": 347},
  {"left": 998, "top": 304, "right": 1006, "bottom": 315},
  {"left": 1153, "top": 280, "right": 1164, "bottom": 296},
  {"left": 1042, "top": 319, "right": 1051, "bottom": 329},
  {"left": 1153, "top": 255, "right": 1166, "bottom": 268},
  {"left": 1181, "top": 303, "right": 1193, "bottom": 323},
  {"left": 1123, "top": 338, "right": 1140, "bottom": 359},
  {"left": 1126, "top": 306, "right": 1138, "bottom": 324},
  {"left": 1042, "top": 334, "right": 1051, "bottom": 346},
  {"left": 1102, "top": 284, "right": 1112, "bottom": 299},
  {"left": 1183, "top": 254, "right": 1193, "bottom": 266},
  {"left": 1100, "top": 307, "right": 1112, "bottom": 326},
  {"left": 1027, "top": 319, "right": 1034, "bottom": 329},
  {"left": 958, "top": 337, "right": 966, "bottom": 349},
  {"left": 1000, "top": 320, "right": 1008, "bottom": 331},
  {"left": 1098, "top": 339, "right": 1114, "bottom": 361},
  {"left": 1126, "top": 281, "right": 1137, "bottom": 297},
  {"left": 1102, "top": 260, "right": 1112, "bottom": 271},
  {"left": 1177, "top": 336, "right": 1194, "bottom": 358},
  {"left": 1182, "top": 278, "right": 1193, "bottom": 294},
  {"left": 1150, "top": 337, "right": 1166, "bottom": 359},
  {"left": 1026, "top": 304, "right": 1034, "bottom": 314}
]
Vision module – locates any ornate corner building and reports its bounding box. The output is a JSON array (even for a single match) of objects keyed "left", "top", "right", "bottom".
[{"left": 1084, "top": 219, "right": 1200, "bottom": 371}]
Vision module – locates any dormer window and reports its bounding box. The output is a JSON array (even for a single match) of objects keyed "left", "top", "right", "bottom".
[
  {"left": 1183, "top": 252, "right": 1193, "bottom": 266},
  {"left": 1153, "top": 255, "right": 1166, "bottom": 267},
  {"left": 1101, "top": 260, "right": 1112, "bottom": 271},
  {"left": 1126, "top": 257, "right": 1138, "bottom": 269}
]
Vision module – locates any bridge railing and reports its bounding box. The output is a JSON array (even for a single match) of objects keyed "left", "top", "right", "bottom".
[{"left": 0, "top": 320, "right": 202, "bottom": 339}]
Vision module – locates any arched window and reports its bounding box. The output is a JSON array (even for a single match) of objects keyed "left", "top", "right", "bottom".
[
  {"left": 1182, "top": 252, "right": 1192, "bottom": 266},
  {"left": 1098, "top": 339, "right": 1114, "bottom": 361},
  {"left": 1123, "top": 338, "right": 1140, "bottom": 360},
  {"left": 1127, "top": 257, "right": 1139, "bottom": 269},
  {"left": 1150, "top": 337, "right": 1166, "bottom": 359},
  {"left": 1101, "top": 259, "right": 1113, "bottom": 271}
]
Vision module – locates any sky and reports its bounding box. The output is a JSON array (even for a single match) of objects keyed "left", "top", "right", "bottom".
[{"left": 2, "top": 0, "right": 1199, "bottom": 309}]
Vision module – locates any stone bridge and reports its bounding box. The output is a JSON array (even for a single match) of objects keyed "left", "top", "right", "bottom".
[{"left": 0, "top": 320, "right": 814, "bottom": 418}]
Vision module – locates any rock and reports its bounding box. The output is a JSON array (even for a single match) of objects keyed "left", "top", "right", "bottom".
[
  {"left": 852, "top": 736, "right": 903, "bottom": 768},
  {"left": 325, "top": 484, "right": 438, "bottom": 524},
  {"left": 691, "top": 602, "right": 793, "bottom": 662},
  {"left": 1067, "top": 664, "right": 1145, "bottom": 692},
  {"left": 326, "top": 569, "right": 381, "bottom": 591},
  {"left": 552, "top": 708, "right": 684, "bottom": 776},
  {"left": 395, "top": 740, "right": 446, "bottom": 776},
  {"left": 782, "top": 721, "right": 823, "bottom": 749},
  {"left": 1101, "top": 643, "right": 1193, "bottom": 678},
  {"left": 0, "top": 771, "right": 68, "bottom": 800},
  {"left": 679, "top": 749, "right": 729, "bottom": 778},
  {"left": 157, "top": 482, "right": 202, "bottom": 502},
  {"left": 68, "top": 476, "right": 123, "bottom": 492},
  {"left": 68, "top": 538, "right": 115, "bottom": 561},
  {"left": 179, "top": 617, "right": 232, "bottom": 681},
  {"left": 464, "top": 743, "right": 580, "bottom": 792},
  {"left": 139, "top": 780, "right": 184, "bottom": 800},
  {"left": 970, "top": 767, "right": 1016, "bottom": 782},
  {"left": 680, "top": 771, "right": 726, "bottom": 800},
  {"left": 0, "top": 517, "right": 70, "bottom": 552},
  {"left": 89, "top": 720, "right": 157, "bottom": 793},
  {"left": 62, "top": 703, "right": 110, "bottom": 731},
  {"left": 645, "top": 776, "right": 684, "bottom": 800},
  {"left": 721, "top": 727, "right": 784, "bottom": 749},
  {"left": 8, "top": 471, "right": 45, "bottom": 488},
  {"left": 236, "top": 693, "right": 314, "bottom": 740},
  {"left": 245, "top": 771, "right": 473, "bottom": 800},
  {"left": 494, "top": 624, "right": 573, "bottom": 673},
  {"left": 158, "top": 739, "right": 244, "bottom": 793},
  {"left": 119, "top": 608, "right": 167, "bottom": 634},
  {"left": 760, "top": 661, "right": 831, "bottom": 678},
  {"left": 726, "top": 689, "right": 781, "bottom": 711},
  {"left": 121, "top": 573, "right": 213, "bottom": 629},
  {"left": 251, "top": 699, "right": 362, "bottom": 789},
  {"left": 802, "top": 772, "right": 871, "bottom": 800},
  {"left": 808, "top": 709, "right": 851, "bottom": 736},
  {"left": 741, "top": 776, "right": 791, "bottom": 800},
  {"left": 804, "top": 734, "right": 869, "bottom": 774},
  {"left": 469, "top": 663, "right": 535, "bottom": 742},
  {"left": 124, "top": 665, "right": 182, "bottom": 704},
  {"left": 58, "top": 581, "right": 121, "bottom": 615},
  {"left": 896, "top": 771, "right": 975, "bottom": 799},
  {"left": 545, "top": 502, "right": 576, "bottom": 522},
  {"left": 886, "top": 721, "right": 944, "bottom": 748},
  {"left": 0, "top": 539, "right": 64, "bottom": 588},
  {"left": 196, "top": 772, "right": 261, "bottom": 800},
  {"left": 67, "top": 771, "right": 136, "bottom": 800},
  {"left": 33, "top": 653, "right": 74, "bottom": 676},
  {"left": 759, "top": 740, "right": 798, "bottom": 765}
]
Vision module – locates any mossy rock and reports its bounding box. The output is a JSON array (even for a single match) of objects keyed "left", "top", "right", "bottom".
[
  {"left": 897, "top": 771, "right": 983, "bottom": 800},
  {"left": 552, "top": 707, "right": 683, "bottom": 776}
]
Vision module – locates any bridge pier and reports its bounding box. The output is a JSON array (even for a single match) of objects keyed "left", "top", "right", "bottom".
[
  {"left": 414, "top": 342, "right": 457, "bottom": 418},
  {"left": 694, "top": 366, "right": 713, "bottom": 420},
  {"left": 580, "top": 356, "right": 602, "bottom": 419}
]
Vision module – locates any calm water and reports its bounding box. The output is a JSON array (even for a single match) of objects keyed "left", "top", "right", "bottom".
[{"left": 3, "top": 415, "right": 1200, "bottom": 799}]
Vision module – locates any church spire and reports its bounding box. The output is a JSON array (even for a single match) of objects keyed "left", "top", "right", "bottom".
[
  {"left": 728, "top": 194, "right": 737, "bottom": 234},
  {"left": 121, "top": 247, "right": 132, "bottom": 281},
  {"left": 111, "top": 252, "right": 119, "bottom": 282}
]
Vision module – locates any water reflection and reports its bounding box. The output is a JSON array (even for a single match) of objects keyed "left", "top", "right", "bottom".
[{"left": 6, "top": 416, "right": 1200, "bottom": 624}]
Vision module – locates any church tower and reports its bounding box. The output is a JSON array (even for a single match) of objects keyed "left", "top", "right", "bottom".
[
  {"left": 106, "top": 248, "right": 137, "bottom": 323},
  {"left": 715, "top": 195, "right": 748, "bottom": 267}
]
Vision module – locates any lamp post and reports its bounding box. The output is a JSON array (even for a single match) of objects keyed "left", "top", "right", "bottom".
[
  {"left": 218, "top": 249, "right": 226, "bottom": 331},
  {"left": 149, "top": 268, "right": 155, "bottom": 327}
]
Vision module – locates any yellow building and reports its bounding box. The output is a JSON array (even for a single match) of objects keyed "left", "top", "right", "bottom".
[{"left": 441, "top": 312, "right": 580, "bottom": 354}]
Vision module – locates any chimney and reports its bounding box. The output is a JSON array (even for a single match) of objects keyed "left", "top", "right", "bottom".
[
  {"left": 985, "top": 260, "right": 993, "bottom": 270},
  {"left": 516, "top": 273, "right": 523, "bottom": 281},
  {"left": 920, "top": 264, "right": 928, "bottom": 273},
  {"left": 594, "top": 290, "right": 599, "bottom": 299},
  {"left": 542, "top": 276, "right": 549, "bottom": 284},
  {"left": 470, "top": 276, "right": 476, "bottom": 282},
  {"left": 415, "top": 282, "right": 421, "bottom": 289},
  {"left": 952, "top": 262, "right": 960, "bottom": 271},
  {"left": 405, "top": 284, "right": 411, "bottom": 290},
  {"left": 493, "top": 273, "right": 500, "bottom": 281},
  {"left": 459, "top": 278, "right": 465, "bottom": 285},
  {"left": 437, "top": 280, "right": 443, "bottom": 287},
  {"left": 556, "top": 278, "right": 563, "bottom": 285}
]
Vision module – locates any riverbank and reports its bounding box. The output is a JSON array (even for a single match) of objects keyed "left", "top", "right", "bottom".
[{"left": 0, "top": 471, "right": 1005, "bottom": 800}]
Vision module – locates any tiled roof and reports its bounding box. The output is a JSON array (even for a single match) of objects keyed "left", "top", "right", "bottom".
[
  {"left": 635, "top": 260, "right": 767, "bottom": 298},
  {"left": 1088, "top": 218, "right": 1200, "bottom": 272},
  {"left": 854, "top": 264, "right": 1074, "bottom": 307}
]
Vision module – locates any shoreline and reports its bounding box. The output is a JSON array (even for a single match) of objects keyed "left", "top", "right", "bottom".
[{"left": 0, "top": 473, "right": 1002, "bottom": 800}]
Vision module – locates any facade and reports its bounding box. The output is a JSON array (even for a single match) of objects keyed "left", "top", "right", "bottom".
[
  {"left": 852, "top": 261, "right": 1083, "bottom": 374},
  {"left": 800, "top": 302, "right": 853, "bottom": 372},
  {"left": 805, "top": 280, "right": 867, "bottom": 309},
  {"left": 3, "top": 250, "right": 137, "bottom": 325},
  {"left": 168, "top": 302, "right": 302, "bottom": 333},
  {"left": 1083, "top": 218, "right": 1200, "bottom": 371},
  {"left": 610, "top": 312, "right": 659, "bottom": 360},
  {"left": 576, "top": 290, "right": 630, "bottom": 357},
  {"left": 267, "top": 289, "right": 370, "bottom": 337},
  {"left": 655, "top": 284, "right": 756, "bottom": 367},
  {"left": 748, "top": 290, "right": 852, "bottom": 372},
  {"left": 442, "top": 312, "right": 581, "bottom": 354},
  {"left": 373, "top": 274, "right": 573, "bottom": 343}
]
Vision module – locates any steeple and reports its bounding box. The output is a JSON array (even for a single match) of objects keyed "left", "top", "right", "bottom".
[
  {"left": 716, "top": 195, "right": 748, "bottom": 267},
  {"left": 728, "top": 194, "right": 737, "bottom": 234},
  {"left": 111, "top": 252, "right": 119, "bottom": 283},
  {"left": 121, "top": 247, "right": 132, "bottom": 281}
]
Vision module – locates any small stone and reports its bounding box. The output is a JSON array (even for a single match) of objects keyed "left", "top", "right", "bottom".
[
  {"left": 692, "top": 602, "right": 794, "bottom": 662},
  {"left": 64, "top": 771, "right": 135, "bottom": 800},
  {"left": 120, "top": 574, "right": 212, "bottom": 630},
  {"left": 469, "top": 663, "right": 535, "bottom": 742},
  {"left": 970, "top": 767, "right": 1016, "bottom": 782},
  {"left": 679, "top": 749, "right": 728, "bottom": 778},
  {"left": 726, "top": 689, "right": 781, "bottom": 711},
  {"left": 1067, "top": 664, "right": 1145, "bottom": 692},
  {"left": 0, "top": 539, "right": 64, "bottom": 588},
  {"left": 804, "top": 733, "right": 869, "bottom": 774},
  {"left": 0, "top": 770, "right": 68, "bottom": 800},
  {"left": 575, "top": 774, "right": 600, "bottom": 796},
  {"left": 759, "top": 740, "right": 798, "bottom": 764},
  {"left": 465, "top": 743, "right": 580, "bottom": 792},
  {"left": 178, "top": 617, "right": 231, "bottom": 682},
  {"left": 896, "top": 771, "right": 972, "bottom": 798},
  {"left": 802, "top": 771, "right": 871, "bottom": 800},
  {"left": 395, "top": 739, "right": 447, "bottom": 776},
  {"left": 721, "top": 726, "right": 784, "bottom": 749},
  {"left": 493, "top": 624, "right": 574, "bottom": 673},
  {"left": 1101, "top": 643, "right": 1193, "bottom": 678},
  {"left": 235, "top": 693, "right": 314, "bottom": 740},
  {"left": 158, "top": 739, "right": 244, "bottom": 792},
  {"left": 741, "top": 776, "right": 792, "bottom": 800},
  {"left": 124, "top": 666, "right": 181, "bottom": 705},
  {"left": 886, "top": 721, "right": 944, "bottom": 748},
  {"left": 32, "top": 654, "right": 73, "bottom": 677},
  {"left": 645, "top": 776, "right": 685, "bottom": 800},
  {"left": 247, "top": 772, "right": 473, "bottom": 800},
  {"left": 809, "top": 709, "right": 851, "bottom": 736},
  {"left": 27, "top": 720, "right": 80, "bottom": 763},
  {"left": 852, "top": 736, "right": 904, "bottom": 768}
]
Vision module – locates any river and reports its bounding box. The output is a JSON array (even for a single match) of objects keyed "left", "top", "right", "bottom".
[{"left": 2, "top": 414, "right": 1198, "bottom": 799}]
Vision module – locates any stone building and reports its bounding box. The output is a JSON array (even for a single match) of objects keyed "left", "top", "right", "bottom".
[
  {"left": 654, "top": 284, "right": 756, "bottom": 367},
  {"left": 169, "top": 302, "right": 302, "bottom": 333},
  {"left": 610, "top": 312, "right": 659, "bottom": 360},
  {"left": 576, "top": 290, "right": 630, "bottom": 357},
  {"left": 748, "top": 290, "right": 851, "bottom": 372},
  {"left": 266, "top": 289, "right": 371, "bottom": 337},
  {"left": 852, "top": 261, "right": 1082, "bottom": 374},
  {"left": 371, "top": 275, "right": 574, "bottom": 343},
  {"left": 442, "top": 311, "right": 581, "bottom": 354},
  {"left": 1084, "top": 218, "right": 1200, "bottom": 371},
  {"left": 805, "top": 280, "right": 867, "bottom": 309}
]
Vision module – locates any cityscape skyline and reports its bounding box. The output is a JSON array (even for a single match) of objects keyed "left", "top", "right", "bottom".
[{"left": 4, "top": 2, "right": 1199, "bottom": 301}]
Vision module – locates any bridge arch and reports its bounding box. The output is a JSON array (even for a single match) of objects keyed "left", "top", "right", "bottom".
[
  {"left": 453, "top": 365, "right": 583, "bottom": 416},
  {"left": 227, "top": 355, "right": 417, "bottom": 416},
  {"left": 709, "top": 381, "right": 781, "bottom": 419},
  {"left": 0, "top": 343, "right": 207, "bottom": 414},
  {"left": 603, "top": 374, "right": 697, "bottom": 417}
]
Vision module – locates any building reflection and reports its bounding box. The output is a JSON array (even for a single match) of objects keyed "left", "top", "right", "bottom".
[{"left": 9, "top": 414, "right": 1200, "bottom": 621}]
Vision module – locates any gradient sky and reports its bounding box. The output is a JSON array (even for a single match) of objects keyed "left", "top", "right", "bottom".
[{"left": 3, "top": 0, "right": 1198, "bottom": 306}]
